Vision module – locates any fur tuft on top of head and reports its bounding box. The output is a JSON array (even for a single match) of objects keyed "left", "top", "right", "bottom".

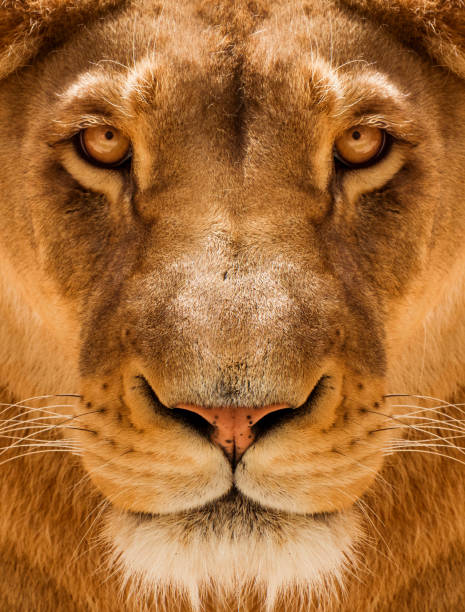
[
  {"left": 0, "top": 0, "right": 127, "bottom": 79},
  {"left": 340, "top": 0, "right": 465, "bottom": 80}
]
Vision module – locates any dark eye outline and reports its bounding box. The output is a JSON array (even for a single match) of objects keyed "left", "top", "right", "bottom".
[
  {"left": 73, "top": 129, "right": 133, "bottom": 170},
  {"left": 333, "top": 129, "right": 392, "bottom": 170}
]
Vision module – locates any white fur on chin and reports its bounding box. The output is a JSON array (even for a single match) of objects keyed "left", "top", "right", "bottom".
[{"left": 104, "top": 495, "right": 360, "bottom": 611}]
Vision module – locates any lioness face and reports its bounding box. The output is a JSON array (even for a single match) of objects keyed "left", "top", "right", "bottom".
[{"left": 1, "top": 0, "right": 465, "bottom": 606}]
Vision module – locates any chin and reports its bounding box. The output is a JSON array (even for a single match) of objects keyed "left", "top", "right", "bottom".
[{"left": 103, "top": 491, "right": 360, "bottom": 611}]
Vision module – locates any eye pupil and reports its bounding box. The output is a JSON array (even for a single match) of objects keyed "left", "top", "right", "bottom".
[
  {"left": 334, "top": 125, "right": 387, "bottom": 168},
  {"left": 77, "top": 126, "right": 131, "bottom": 168}
]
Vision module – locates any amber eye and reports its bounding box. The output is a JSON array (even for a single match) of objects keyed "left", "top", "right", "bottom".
[
  {"left": 76, "top": 126, "right": 132, "bottom": 168},
  {"left": 334, "top": 126, "right": 388, "bottom": 169}
]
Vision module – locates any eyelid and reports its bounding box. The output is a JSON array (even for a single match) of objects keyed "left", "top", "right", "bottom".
[
  {"left": 344, "top": 116, "right": 418, "bottom": 147},
  {"left": 47, "top": 113, "right": 119, "bottom": 147}
]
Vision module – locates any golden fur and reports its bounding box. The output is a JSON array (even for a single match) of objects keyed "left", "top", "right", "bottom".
[{"left": 1, "top": 1, "right": 465, "bottom": 610}]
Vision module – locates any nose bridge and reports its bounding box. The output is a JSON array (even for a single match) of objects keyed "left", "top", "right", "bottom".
[
  {"left": 172, "top": 230, "right": 296, "bottom": 316},
  {"left": 168, "top": 237, "right": 299, "bottom": 368},
  {"left": 124, "top": 189, "right": 334, "bottom": 410},
  {"left": 146, "top": 252, "right": 321, "bottom": 408}
]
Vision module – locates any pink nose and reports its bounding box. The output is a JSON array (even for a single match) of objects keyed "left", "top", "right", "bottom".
[{"left": 175, "top": 403, "right": 290, "bottom": 461}]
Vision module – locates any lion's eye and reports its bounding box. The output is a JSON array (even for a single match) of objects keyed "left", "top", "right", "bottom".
[
  {"left": 76, "top": 126, "right": 132, "bottom": 168},
  {"left": 334, "top": 126, "right": 387, "bottom": 169}
]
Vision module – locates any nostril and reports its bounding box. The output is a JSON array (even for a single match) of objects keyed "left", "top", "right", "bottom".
[
  {"left": 175, "top": 403, "right": 291, "bottom": 463},
  {"left": 251, "top": 406, "right": 296, "bottom": 440},
  {"left": 170, "top": 407, "right": 215, "bottom": 439},
  {"left": 131, "top": 374, "right": 333, "bottom": 464},
  {"left": 252, "top": 375, "right": 330, "bottom": 441},
  {"left": 135, "top": 376, "right": 215, "bottom": 439}
]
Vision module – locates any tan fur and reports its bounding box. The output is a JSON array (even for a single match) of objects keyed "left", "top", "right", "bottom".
[{"left": 1, "top": 1, "right": 465, "bottom": 610}]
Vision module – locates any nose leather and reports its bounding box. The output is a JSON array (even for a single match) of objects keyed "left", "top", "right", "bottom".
[{"left": 175, "top": 403, "right": 290, "bottom": 460}]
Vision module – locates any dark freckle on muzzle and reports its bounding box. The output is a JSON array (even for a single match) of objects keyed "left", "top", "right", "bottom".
[{"left": 173, "top": 402, "right": 292, "bottom": 464}]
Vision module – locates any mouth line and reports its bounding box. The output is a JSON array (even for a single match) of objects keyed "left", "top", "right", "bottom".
[{"left": 127, "top": 487, "right": 336, "bottom": 524}]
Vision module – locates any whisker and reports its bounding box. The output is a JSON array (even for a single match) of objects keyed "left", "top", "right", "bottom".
[
  {"left": 332, "top": 449, "right": 394, "bottom": 491},
  {"left": 69, "top": 449, "right": 132, "bottom": 498},
  {"left": 0, "top": 448, "right": 82, "bottom": 468},
  {"left": 0, "top": 414, "right": 72, "bottom": 431},
  {"left": 388, "top": 418, "right": 465, "bottom": 435},
  {"left": 0, "top": 411, "right": 101, "bottom": 456},
  {"left": 385, "top": 393, "right": 465, "bottom": 408},
  {"left": 366, "top": 410, "right": 465, "bottom": 448},
  {"left": 71, "top": 495, "right": 122, "bottom": 564},
  {"left": 353, "top": 498, "right": 394, "bottom": 563},
  {"left": 0, "top": 404, "right": 75, "bottom": 419},
  {"left": 0, "top": 394, "right": 77, "bottom": 408},
  {"left": 391, "top": 403, "right": 465, "bottom": 418},
  {"left": 55, "top": 394, "right": 81, "bottom": 398},
  {"left": 387, "top": 441, "right": 465, "bottom": 451},
  {"left": 383, "top": 447, "right": 465, "bottom": 467},
  {"left": 0, "top": 433, "right": 77, "bottom": 443},
  {"left": 390, "top": 429, "right": 465, "bottom": 440},
  {"left": 0, "top": 442, "right": 79, "bottom": 451}
]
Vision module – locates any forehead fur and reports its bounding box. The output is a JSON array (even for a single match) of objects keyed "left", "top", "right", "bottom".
[
  {"left": 0, "top": 0, "right": 125, "bottom": 78},
  {"left": 340, "top": 0, "right": 465, "bottom": 79},
  {"left": 2, "top": 0, "right": 465, "bottom": 83}
]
